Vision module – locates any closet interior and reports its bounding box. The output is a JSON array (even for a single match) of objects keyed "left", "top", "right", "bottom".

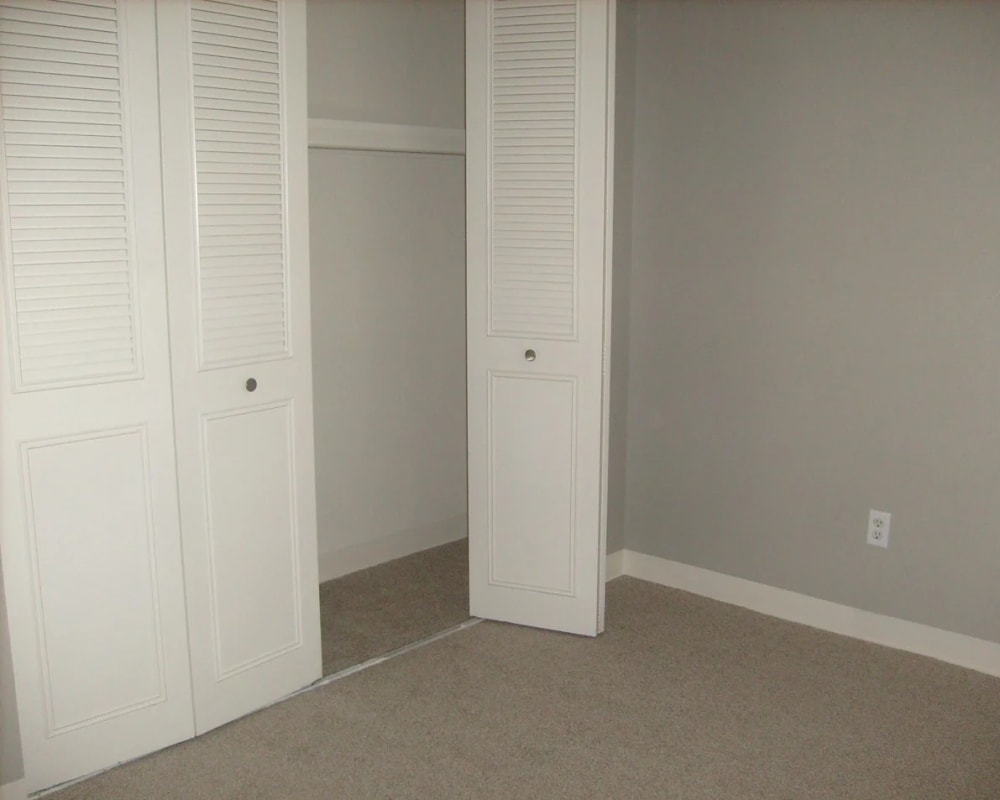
[{"left": 306, "top": 0, "right": 470, "bottom": 675}]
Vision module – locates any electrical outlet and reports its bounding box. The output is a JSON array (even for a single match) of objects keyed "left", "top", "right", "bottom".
[{"left": 867, "top": 509, "right": 891, "bottom": 548}]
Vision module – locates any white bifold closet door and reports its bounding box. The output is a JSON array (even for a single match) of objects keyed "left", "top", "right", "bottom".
[
  {"left": 156, "top": 0, "right": 321, "bottom": 734},
  {"left": 466, "top": 0, "right": 615, "bottom": 636},
  {"left": 0, "top": 0, "right": 319, "bottom": 790},
  {"left": 0, "top": 1, "right": 196, "bottom": 789}
]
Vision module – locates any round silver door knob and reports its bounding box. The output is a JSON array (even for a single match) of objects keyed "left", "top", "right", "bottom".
[
  {"left": 245, "top": 378, "right": 258, "bottom": 392},
  {"left": 524, "top": 349, "right": 536, "bottom": 362}
]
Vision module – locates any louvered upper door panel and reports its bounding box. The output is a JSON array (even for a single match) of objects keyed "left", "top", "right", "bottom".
[
  {"left": 190, "top": 0, "right": 288, "bottom": 369},
  {"left": 0, "top": 0, "right": 140, "bottom": 390},
  {"left": 489, "top": 0, "right": 578, "bottom": 340}
]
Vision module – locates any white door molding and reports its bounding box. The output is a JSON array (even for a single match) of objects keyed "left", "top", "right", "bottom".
[{"left": 614, "top": 550, "right": 1000, "bottom": 679}]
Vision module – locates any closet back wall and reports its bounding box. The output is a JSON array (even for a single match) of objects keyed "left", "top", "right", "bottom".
[{"left": 306, "top": 0, "right": 467, "bottom": 580}]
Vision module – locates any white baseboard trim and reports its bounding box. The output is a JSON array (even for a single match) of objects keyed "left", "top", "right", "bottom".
[
  {"left": 619, "top": 550, "right": 1000, "bottom": 679},
  {"left": 308, "top": 119, "right": 465, "bottom": 156},
  {"left": 318, "top": 514, "right": 467, "bottom": 583},
  {"left": 0, "top": 779, "right": 27, "bottom": 800},
  {"left": 606, "top": 549, "right": 624, "bottom": 580}
]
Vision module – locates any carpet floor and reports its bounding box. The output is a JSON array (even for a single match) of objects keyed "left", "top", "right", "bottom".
[
  {"left": 48, "top": 577, "right": 1000, "bottom": 799},
  {"left": 319, "top": 538, "right": 470, "bottom": 675}
]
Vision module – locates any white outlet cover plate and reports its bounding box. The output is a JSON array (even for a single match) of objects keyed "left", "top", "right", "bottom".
[{"left": 867, "top": 509, "right": 891, "bottom": 548}]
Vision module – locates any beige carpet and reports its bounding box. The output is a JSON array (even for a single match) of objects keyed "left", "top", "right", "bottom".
[
  {"left": 319, "top": 538, "right": 470, "bottom": 675},
  {"left": 49, "top": 577, "right": 1000, "bottom": 799}
]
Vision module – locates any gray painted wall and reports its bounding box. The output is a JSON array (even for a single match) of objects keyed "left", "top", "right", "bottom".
[
  {"left": 626, "top": 1, "right": 1000, "bottom": 643},
  {"left": 307, "top": 1, "right": 468, "bottom": 572},
  {"left": 1, "top": 559, "right": 23, "bottom": 785},
  {"left": 607, "top": 0, "right": 636, "bottom": 555}
]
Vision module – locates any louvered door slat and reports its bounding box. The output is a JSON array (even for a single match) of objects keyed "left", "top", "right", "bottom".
[
  {"left": 489, "top": 0, "right": 579, "bottom": 336},
  {"left": 191, "top": 0, "right": 287, "bottom": 368},
  {"left": 0, "top": 0, "right": 139, "bottom": 389},
  {"left": 0, "top": 7, "right": 117, "bottom": 33}
]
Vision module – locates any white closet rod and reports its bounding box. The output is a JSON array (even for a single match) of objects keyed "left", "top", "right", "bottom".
[{"left": 308, "top": 119, "right": 465, "bottom": 156}]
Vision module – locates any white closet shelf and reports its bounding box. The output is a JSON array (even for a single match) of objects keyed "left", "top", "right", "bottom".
[{"left": 308, "top": 119, "right": 466, "bottom": 156}]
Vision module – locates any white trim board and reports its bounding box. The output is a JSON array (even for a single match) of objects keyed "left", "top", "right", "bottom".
[
  {"left": 607, "top": 549, "right": 1000, "bottom": 679},
  {"left": 318, "top": 514, "right": 468, "bottom": 584},
  {"left": 308, "top": 119, "right": 465, "bottom": 156},
  {"left": 0, "top": 779, "right": 26, "bottom": 800},
  {"left": 606, "top": 549, "right": 624, "bottom": 581}
]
